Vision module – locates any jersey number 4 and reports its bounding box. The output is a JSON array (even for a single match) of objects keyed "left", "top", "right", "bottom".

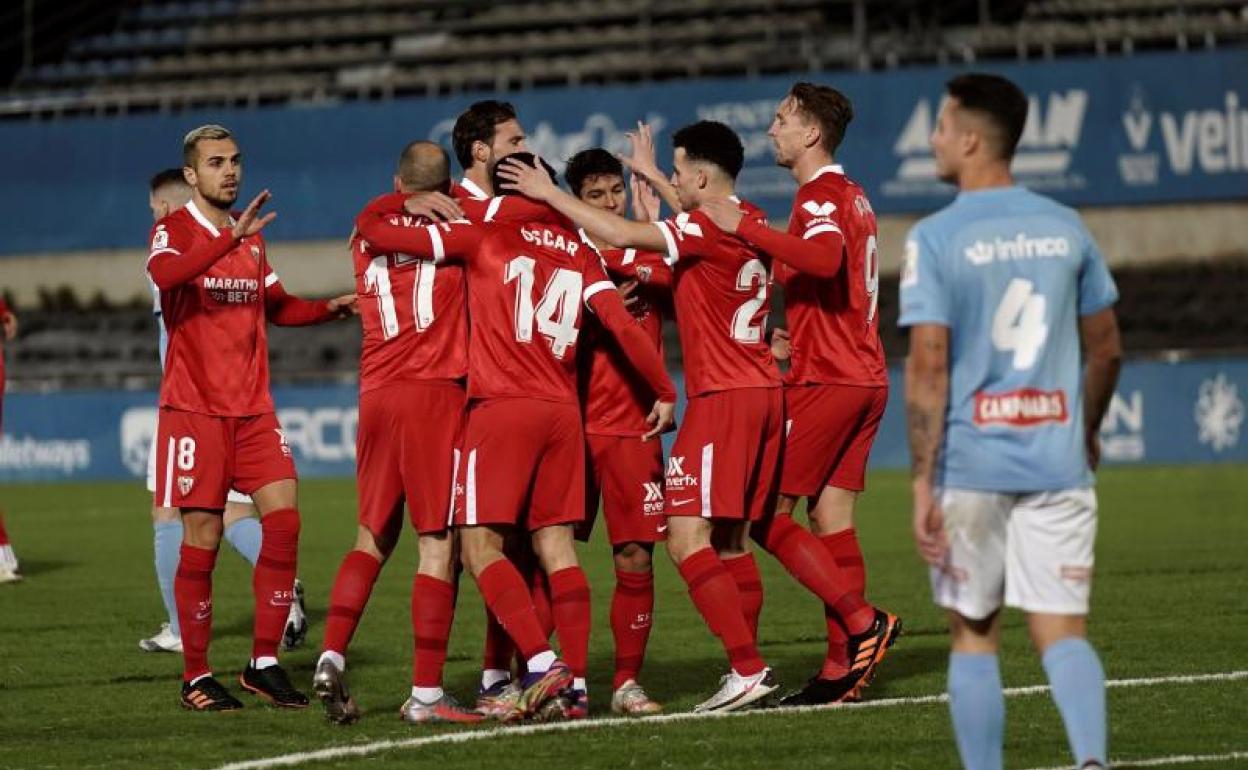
[
  {"left": 506, "top": 256, "right": 581, "bottom": 358},
  {"left": 992, "top": 278, "right": 1049, "bottom": 370},
  {"left": 364, "top": 255, "right": 436, "bottom": 339}
]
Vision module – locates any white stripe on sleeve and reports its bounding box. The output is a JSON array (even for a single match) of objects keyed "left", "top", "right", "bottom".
[
  {"left": 582, "top": 280, "right": 616, "bottom": 309},
  {"left": 654, "top": 221, "right": 680, "bottom": 266},
  {"left": 803, "top": 223, "right": 843, "bottom": 240},
  {"left": 426, "top": 224, "right": 446, "bottom": 262}
]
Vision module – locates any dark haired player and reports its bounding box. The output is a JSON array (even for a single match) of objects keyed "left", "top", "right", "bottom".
[
  {"left": 564, "top": 148, "right": 670, "bottom": 715},
  {"left": 702, "top": 83, "right": 901, "bottom": 705},
  {"left": 902, "top": 73, "right": 1119, "bottom": 770},
  {"left": 355, "top": 152, "right": 677, "bottom": 722}
]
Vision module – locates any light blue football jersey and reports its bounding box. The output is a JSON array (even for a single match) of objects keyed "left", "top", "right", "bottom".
[
  {"left": 149, "top": 275, "right": 168, "bottom": 369},
  {"left": 898, "top": 186, "right": 1118, "bottom": 492}
]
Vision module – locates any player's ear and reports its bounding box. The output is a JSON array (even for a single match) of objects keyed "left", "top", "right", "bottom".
[
  {"left": 472, "top": 139, "right": 490, "bottom": 166},
  {"left": 182, "top": 166, "right": 196, "bottom": 187},
  {"left": 392, "top": 174, "right": 403, "bottom": 193}
]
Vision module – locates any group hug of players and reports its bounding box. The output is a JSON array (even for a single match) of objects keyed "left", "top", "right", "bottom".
[{"left": 148, "top": 80, "right": 902, "bottom": 722}]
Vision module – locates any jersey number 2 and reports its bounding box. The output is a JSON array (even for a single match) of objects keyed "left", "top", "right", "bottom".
[{"left": 505, "top": 256, "right": 581, "bottom": 358}]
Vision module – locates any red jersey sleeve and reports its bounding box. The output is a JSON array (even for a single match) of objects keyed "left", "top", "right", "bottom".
[
  {"left": 584, "top": 257, "right": 676, "bottom": 402},
  {"left": 652, "top": 210, "right": 723, "bottom": 266},
  {"left": 737, "top": 197, "right": 845, "bottom": 279},
  {"left": 0, "top": 298, "right": 9, "bottom": 316},
  {"left": 264, "top": 277, "right": 338, "bottom": 326},
  {"left": 146, "top": 216, "right": 235, "bottom": 290},
  {"left": 356, "top": 206, "right": 481, "bottom": 264},
  {"left": 603, "top": 248, "right": 673, "bottom": 291}
]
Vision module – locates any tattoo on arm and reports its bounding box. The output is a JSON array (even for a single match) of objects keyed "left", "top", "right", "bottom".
[{"left": 905, "top": 327, "right": 950, "bottom": 481}]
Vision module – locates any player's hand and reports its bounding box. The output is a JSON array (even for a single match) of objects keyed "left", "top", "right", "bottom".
[
  {"left": 327, "top": 293, "right": 359, "bottom": 317},
  {"left": 619, "top": 122, "right": 665, "bottom": 185},
  {"left": 643, "top": 399, "right": 676, "bottom": 441},
  {"left": 1, "top": 311, "right": 17, "bottom": 341},
  {"left": 912, "top": 477, "right": 948, "bottom": 566},
  {"left": 617, "top": 279, "right": 640, "bottom": 310},
  {"left": 403, "top": 191, "right": 463, "bottom": 222},
  {"left": 630, "top": 174, "right": 661, "bottom": 222},
  {"left": 700, "top": 197, "right": 746, "bottom": 233},
  {"left": 769, "top": 327, "right": 791, "bottom": 361},
  {"left": 497, "top": 157, "right": 557, "bottom": 201},
  {"left": 1085, "top": 427, "right": 1102, "bottom": 471},
  {"left": 232, "top": 189, "right": 276, "bottom": 240}
]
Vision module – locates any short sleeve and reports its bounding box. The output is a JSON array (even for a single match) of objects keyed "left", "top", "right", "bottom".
[
  {"left": 1076, "top": 226, "right": 1118, "bottom": 316},
  {"left": 897, "top": 224, "right": 952, "bottom": 327},
  {"left": 653, "top": 210, "right": 712, "bottom": 266}
]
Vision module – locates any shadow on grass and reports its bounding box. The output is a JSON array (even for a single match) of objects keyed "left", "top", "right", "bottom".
[{"left": 5, "top": 558, "right": 75, "bottom": 578}]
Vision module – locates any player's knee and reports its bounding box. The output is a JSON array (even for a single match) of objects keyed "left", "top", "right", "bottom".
[
  {"left": 182, "top": 512, "right": 224, "bottom": 548},
  {"left": 417, "top": 531, "right": 456, "bottom": 579},
  {"left": 151, "top": 505, "right": 179, "bottom": 524},
  {"left": 531, "top": 526, "right": 577, "bottom": 573},
  {"left": 613, "top": 542, "right": 652, "bottom": 572}
]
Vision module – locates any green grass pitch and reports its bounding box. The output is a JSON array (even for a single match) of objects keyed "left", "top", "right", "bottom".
[{"left": 2, "top": 466, "right": 1246, "bottom": 769}]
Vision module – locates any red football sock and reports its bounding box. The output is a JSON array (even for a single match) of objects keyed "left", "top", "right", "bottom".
[
  {"left": 722, "top": 553, "right": 764, "bottom": 641},
  {"left": 820, "top": 529, "right": 868, "bottom": 678},
  {"left": 476, "top": 559, "right": 551, "bottom": 661},
  {"left": 677, "top": 548, "right": 764, "bottom": 676},
  {"left": 252, "top": 508, "right": 300, "bottom": 660},
  {"left": 0, "top": 513, "right": 9, "bottom": 546},
  {"left": 322, "top": 550, "right": 382, "bottom": 656},
  {"left": 482, "top": 608, "right": 516, "bottom": 675},
  {"left": 412, "top": 574, "right": 456, "bottom": 687},
  {"left": 548, "top": 566, "right": 591, "bottom": 680},
  {"left": 530, "top": 568, "right": 555, "bottom": 640},
  {"left": 175, "top": 544, "right": 218, "bottom": 681},
  {"left": 611, "top": 569, "right": 654, "bottom": 689},
  {"left": 759, "top": 515, "right": 873, "bottom": 635}
]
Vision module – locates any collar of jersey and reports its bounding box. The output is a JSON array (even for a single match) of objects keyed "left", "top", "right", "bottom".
[
  {"left": 458, "top": 177, "right": 489, "bottom": 200},
  {"left": 809, "top": 164, "right": 845, "bottom": 182},
  {"left": 954, "top": 184, "right": 1024, "bottom": 203},
  {"left": 186, "top": 200, "right": 236, "bottom": 237}
]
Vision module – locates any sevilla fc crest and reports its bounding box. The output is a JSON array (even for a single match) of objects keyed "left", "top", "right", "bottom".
[
  {"left": 250, "top": 245, "right": 261, "bottom": 260},
  {"left": 178, "top": 475, "right": 195, "bottom": 495}
]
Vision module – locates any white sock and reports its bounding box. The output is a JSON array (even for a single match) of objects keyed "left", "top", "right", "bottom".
[
  {"left": 526, "top": 651, "right": 557, "bottom": 674},
  {"left": 412, "top": 686, "right": 444, "bottom": 703},
  {"left": 573, "top": 677, "right": 587, "bottom": 693},
  {"left": 319, "top": 650, "right": 346, "bottom": 672},
  {"left": 481, "top": 668, "right": 510, "bottom": 689},
  {"left": 252, "top": 656, "right": 279, "bottom": 670}
]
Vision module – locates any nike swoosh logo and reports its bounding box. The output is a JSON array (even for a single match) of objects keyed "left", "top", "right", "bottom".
[
  {"left": 670, "top": 499, "right": 695, "bottom": 507},
  {"left": 656, "top": 525, "right": 668, "bottom": 533},
  {"left": 194, "top": 611, "right": 211, "bottom": 621},
  {"left": 629, "top": 622, "right": 651, "bottom": 630}
]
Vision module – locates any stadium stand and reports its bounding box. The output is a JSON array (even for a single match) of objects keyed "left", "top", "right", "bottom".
[{"left": 5, "top": 0, "right": 1248, "bottom": 117}]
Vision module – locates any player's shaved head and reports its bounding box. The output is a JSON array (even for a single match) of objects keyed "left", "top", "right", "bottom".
[
  {"left": 149, "top": 167, "right": 191, "bottom": 222},
  {"left": 396, "top": 141, "right": 451, "bottom": 193}
]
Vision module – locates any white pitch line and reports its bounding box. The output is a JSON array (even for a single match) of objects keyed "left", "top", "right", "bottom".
[
  {"left": 1022, "top": 750, "right": 1248, "bottom": 770},
  {"left": 212, "top": 670, "right": 1248, "bottom": 770}
]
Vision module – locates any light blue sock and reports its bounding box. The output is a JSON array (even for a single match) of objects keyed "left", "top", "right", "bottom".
[
  {"left": 153, "top": 520, "right": 183, "bottom": 636},
  {"left": 1043, "top": 637, "right": 1107, "bottom": 768},
  {"left": 223, "top": 516, "right": 263, "bottom": 567},
  {"left": 948, "top": 653, "right": 1005, "bottom": 770}
]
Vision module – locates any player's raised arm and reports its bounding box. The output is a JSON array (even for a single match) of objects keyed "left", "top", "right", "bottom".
[
  {"left": 354, "top": 194, "right": 479, "bottom": 263},
  {"left": 264, "top": 275, "right": 357, "bottom": 326},
  {"left": 620, "top": 122, "right": 682, "bottom": 215},
  {"left": 583, "top": 263, "right": 676, "bottom": 441},
  {"left": 701, "top": 196, "right": 845, "bottom": 279},
  {"left": 147, "top": 189, "right": 275, "bottom": 290},
  {"left": 497, "top": 158, "right": 669, "bottom": 254}
]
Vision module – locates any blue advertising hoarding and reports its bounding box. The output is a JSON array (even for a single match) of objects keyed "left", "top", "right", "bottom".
[
  {"left": 2, "top": 358, "right": 1243, "bottom": 484},
  {"left": 1, "top": 49, "right": 1245, "bottom": 255}
]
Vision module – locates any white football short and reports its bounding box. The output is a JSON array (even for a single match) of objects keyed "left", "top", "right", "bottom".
[
  {"left": 929, "top": 487, "right": 1097, "bottom": 619},
  {"left": 146, "top": 433, "right": 252, "bottom": 505}
]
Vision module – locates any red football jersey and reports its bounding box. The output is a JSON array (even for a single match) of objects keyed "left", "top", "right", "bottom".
[
  {"left": 653, "top": 202, "right": 781, "bottom": 397},
  {"left": 579, "top": 244, "right": 670, "bottom": 437},
  {"left": 777, "top": 165, "right": 887, "bottom": 387},
  {"left": 351, "top": 199, "right": 467, "bottom": 392},
  {"left": 147, "top": 201, "right": 276, "bottom": 416}
]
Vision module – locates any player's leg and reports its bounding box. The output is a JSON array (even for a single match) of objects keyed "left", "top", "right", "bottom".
[
  {"left": 1010, "top": 489, "right": 1106, "bottom": 770},
  {"left": 0, "top": 511, "right": 18, "bottom": 583},
  {"left": 933, "top": 488, "right": 1012, "bottom": 770},
  {"left": 141, "top": 503, "right": 184, "bottom": 651},
  {"left": 609, "top": 542, "right": 662, "bottom": 714},
  {"left": 222, "top": 500, "right": 262, "bottom": 564},
  {"left": 314, "top": 389, "right": 404, "bottom": 721},
  {"left": 527, "top": 404, "right": 592, "bottom": 718},
  {"left": 156, "top": 407, "right": 241, "bottom": 710},
  {"left": 234, "top": 413, "right": 306, "bottom": 709},
  {"left": 455, "top": 400, "right": 571, "bottom": 721},
  {"left": 141, "top": 431, "right": 182, "bottom": 647},
  {"left": 400, "top": 383, "right": 481, "bottom": 724},
  {"left": 948, "top": 610, "right": 1006, "bottom": 770}
]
